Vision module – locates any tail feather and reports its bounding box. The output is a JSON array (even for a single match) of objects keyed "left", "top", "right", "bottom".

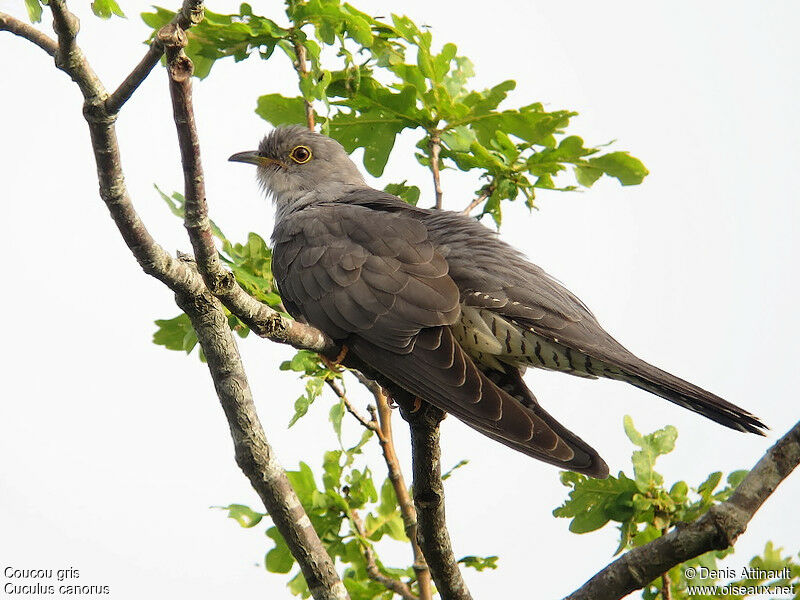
[{"left": 610, "top": 359, "right": 768, "bottom": 435}]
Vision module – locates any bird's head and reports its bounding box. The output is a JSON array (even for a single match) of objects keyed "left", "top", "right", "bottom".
[{"left": 229, "top": 125, "right": 365, "bottom": 209}]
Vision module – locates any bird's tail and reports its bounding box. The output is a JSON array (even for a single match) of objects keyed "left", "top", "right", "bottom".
[{"left": 608, "top": 358, "right": 767, "bottom": 435}]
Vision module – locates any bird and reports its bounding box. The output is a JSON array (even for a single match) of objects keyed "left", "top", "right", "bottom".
[{"left": 229, "top": 125, "right": 767, "bottom": 478}]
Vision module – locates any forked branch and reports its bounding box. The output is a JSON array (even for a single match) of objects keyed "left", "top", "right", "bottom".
[{"left": 1, "top": 4, "right": 350, "bottom": 599}]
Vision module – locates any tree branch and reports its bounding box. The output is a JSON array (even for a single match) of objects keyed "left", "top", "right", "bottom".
[
  {"left": 0, "top": 12, "right": 58, "bottom": 56},
  {"left": 174, "top": 271, "right": 348, "bottom": 600},
  {"left": 161, "top": 24, "right": 351, "bottom": 599},
  {"left": 404, "top": 403, "right": 473, "bottom": 600},
  {"left": 159, "top": 22, "right": 336, "bottom": 354},
  {"left": 43, "top": 0, "right": 204, "bottom": 298},
  {"left": 349, "top": 510, "right": 418, "bottom": 600},
  {"left": 106, "top": 0, "right": 204, "bottom": 114},
  {"left": 5, "top": 4, "right": 350, "bottom": 598},
  {"left": 429, "top": 131, "right": 443, "bottom": 209},
  {"left": 49, "top": 0, "right": 105, "bottom": 99},
  {"left": 565, "top": 418, "right": 800, "bottom": 600}
]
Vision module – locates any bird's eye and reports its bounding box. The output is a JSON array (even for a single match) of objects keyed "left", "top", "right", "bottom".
[{"left": 289, "top": 145, "right": 312, "bottom": 164}]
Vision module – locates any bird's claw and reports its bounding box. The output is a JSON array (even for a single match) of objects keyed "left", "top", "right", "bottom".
[{"left": 321, "top": 345, "right": 348, "bottom": 372}]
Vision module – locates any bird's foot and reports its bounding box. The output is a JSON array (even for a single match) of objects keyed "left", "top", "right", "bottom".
[{"left": 321, "top": 345, "right": 349, "bottom": 372}]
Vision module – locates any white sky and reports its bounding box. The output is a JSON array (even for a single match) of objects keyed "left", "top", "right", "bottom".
[{"left": 1, "top": 1, "right": 798, "bottom": 599}]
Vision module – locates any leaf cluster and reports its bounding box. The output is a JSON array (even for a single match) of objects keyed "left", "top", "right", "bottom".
[
  {"left": 143, "top": 1, "right": 648, "bottom": 224},
  {"left": 553, "top": 417, "right": 798, "bottom": 599}
]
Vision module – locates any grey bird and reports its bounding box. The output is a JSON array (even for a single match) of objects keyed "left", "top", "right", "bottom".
[{"left": 230, "top": 125, "right": 766, "bottom": 478}]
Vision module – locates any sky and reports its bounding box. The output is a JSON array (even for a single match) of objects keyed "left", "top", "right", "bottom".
[{"left": 1, "top": 1, "right": 799, "bottom": 599}]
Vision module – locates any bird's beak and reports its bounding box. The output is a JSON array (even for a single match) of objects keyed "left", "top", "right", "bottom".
[{"left": 228, "top": 151, "right": 285, "bottom": 168}]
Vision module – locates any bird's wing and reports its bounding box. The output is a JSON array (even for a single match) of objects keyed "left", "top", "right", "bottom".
[
  {"left": 350, "top": 329, "right": 608, "bottom": 477},
  {"left": 272, "top": 202, "right": 608, "bottom": 476},
  {"left": 272, "top": 203, "right": 461, "bottom": 351}
]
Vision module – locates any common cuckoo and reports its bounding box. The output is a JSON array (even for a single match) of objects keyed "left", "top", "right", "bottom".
[{"left": 230, "top": 125, "right": 766, "bottom": 478}]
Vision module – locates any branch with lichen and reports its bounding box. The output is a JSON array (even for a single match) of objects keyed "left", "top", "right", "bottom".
[
  {"left": 162, "top": 21, "right": 349, "bottom": 599},
  {"left": 564, "top": 418, "right": 800, "bottom": 600},
  {"left": 2, "top": 4, "right": 348, "bottom": 599}
]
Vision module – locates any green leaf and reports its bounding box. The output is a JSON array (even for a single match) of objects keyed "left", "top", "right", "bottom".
[
  {"left": 265, "top": 527, "right": 295, "bottom": 574},
  {"left": 441, "top": 459, "right": 469, "bottom": 481},
  {"left": 697, "top": 471, "right": 723, "bottom": 501},
  {"left": 345, "top": 468, "right": 377, "bottom": 508},
  {"left": 153, "top": 313, "right": 196, "bottom": 354},
  {"left": 376, "top": 478, "right": 398, "bottom": 517},
  {"left": 726, "top": 469, "right": 749, "bottom": 489},
  {"left": 623, "top": 415, "right": 644, "bottom": 445},
  {"left": 25, "top": 0, "right": 43, "bottom": 23},
  {"left": 322, "top": 450, "right": 343, "bottom": 492},
  {"left": 256, "top": 94, "right": 308, "bottom": 126},
  {"left": 575, "top": 164, "right": 604, "bottom": 187},
  {"left": 553, "top": 472, "right": 638, "bottom": 534},
  {"left": 329, "top": 400, "right": 345, "bottom": 441},
  {"left": 287, "top": 570, "right": 310, "bottom": 597},
  {"left": 280, "top": 350, "right": 326, "bottom": 376},
  {"left": 91, "top": 0, "right": 125, "bottom": 19},
  {"left": 586, "top": 152, "right": 649, "bottom": 186},
  {"left": 383, "top": 181, "right": 421, "bottom": 205},
  {"left": 286, "top": 462, "right": 318, "bottom": 502},
  {"left": 216, "top": 503, "right": 264, "bottom": 528},
  {"left": 329, "top": 110, "right": 406, "bottom": 176},
  {"left": 458, "top": 555, "right": 499, "bottom": 572},
  {"left": 569, "top": 502, "right": 611, "bottom": 533},
  {"left": 287, "top": 377, "right": 325, "bottom": 427}
]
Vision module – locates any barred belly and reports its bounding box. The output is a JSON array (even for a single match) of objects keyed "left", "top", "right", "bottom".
[{"left": 450, "top": 305, "right": 623, "bottom": 380}]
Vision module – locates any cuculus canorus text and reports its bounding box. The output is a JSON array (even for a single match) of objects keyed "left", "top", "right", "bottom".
[{"left": 230, "top": 126, "right": 766, "bottom": 478}]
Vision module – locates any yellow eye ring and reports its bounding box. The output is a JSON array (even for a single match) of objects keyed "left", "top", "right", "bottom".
[{"left": 289, "top": 145, "right": 312, "bottom": 164}]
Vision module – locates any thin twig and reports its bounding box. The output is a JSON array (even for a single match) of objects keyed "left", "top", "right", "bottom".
[
  {"left": 429, "top": 131, "right": 443, "bottom": 209},
  {"left": 106, "top": 0, "right": 204, "bottom": 114},
  {"left": 349, "top": 510, "right": 418, "bottom": 600},
  {"left": 0, "top": 12, "right": 58, "bottom": 56},
  {"left": 404, "top": 402, "right": 473, "bottom": 600},
  {"left": 326, "top": 379, "right": 378, "bottom": 434},
  {"left": 292, "top": 40, "right": 316, "bottom": 130},
  {"left": 564, "top": 418, "right": 800, "bottom": 600},
  {"left": 163, "top": 21, "right": 349, "bottom": 600},
  {"left": 461, "top": 183, "right": 495, "bottom": 215}
]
